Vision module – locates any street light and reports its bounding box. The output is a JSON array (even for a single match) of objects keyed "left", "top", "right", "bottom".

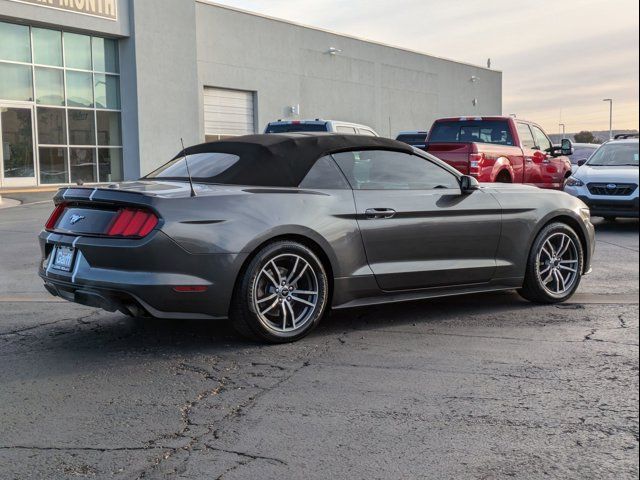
[
  {"left": 603, "top": 99, "right": 613, "bottom": 140},
  {"left": 559, "top": 123, "right": 566, "bottom": 139}
]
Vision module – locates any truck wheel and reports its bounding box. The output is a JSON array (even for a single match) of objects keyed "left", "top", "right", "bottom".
[
  {"left": 496, "top": 171, "right": 511, "bottom": 183},
  {"left": 518, "top": 222, "right": 584, "bottom": 304}
]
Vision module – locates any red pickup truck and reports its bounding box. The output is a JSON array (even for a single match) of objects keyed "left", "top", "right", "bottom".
[{"left": 425, "top": 116, "right": 573, "bottom": 189}]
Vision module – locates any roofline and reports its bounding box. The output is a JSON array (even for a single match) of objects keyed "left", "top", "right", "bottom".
[
  {"left": 604, "top": 138, "right": 639, "bottom": 144},
  {"left": 435, "top": 116, "right": 527, "bottom": 122},
  {"left": 267, "top": 119, "right": 373, "bottom": 128},
  {"left": 195, "top": 0, "right": 502, "bottom": 73}
]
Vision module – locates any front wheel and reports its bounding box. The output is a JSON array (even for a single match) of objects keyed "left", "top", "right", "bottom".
[
  {"left": 230, "top": 241, "right": 329, "bottom": 343},
  {"left": 518, "top": 223, "right": 584, "bottom": 303}
]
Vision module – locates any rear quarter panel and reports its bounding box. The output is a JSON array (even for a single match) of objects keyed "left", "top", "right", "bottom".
[
  {"left": 153, "top": 187, "right": 368, "bottom": 280},
  {"left": 484, "top": 185, "right": 593, "bottom": 279},
  {"left": 475, "top": 144, "right": 525, "bottom": 182}
]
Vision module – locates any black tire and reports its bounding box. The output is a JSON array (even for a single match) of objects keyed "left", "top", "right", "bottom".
[
  {"left": 518, "top": 222, "right": 584, "bottom": 304},
  {"left": 496, "top": 171, "right": 511, "bottom": 183},
  {"left": 230, "top": 241, "right": 329, "bottom": 343}
]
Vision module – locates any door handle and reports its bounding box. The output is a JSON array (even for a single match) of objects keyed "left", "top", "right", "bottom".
[
  {"left": 365, "top": 208, "right": 396, "bottom": 219},
  {"left": 525, "top": 157, "right": 533, "bottom": 163}
]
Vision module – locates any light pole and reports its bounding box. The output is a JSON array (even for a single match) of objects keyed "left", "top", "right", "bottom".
[
  {"left": 603, "top": 98, "right": 613, "bottom": 140},
  {"left": 559, "top": 123, "right": 566, "bottom": 139}
]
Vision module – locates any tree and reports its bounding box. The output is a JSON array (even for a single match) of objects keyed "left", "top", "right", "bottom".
[{"left": 574, "top": 131, "right": 597, "bottom": 143}]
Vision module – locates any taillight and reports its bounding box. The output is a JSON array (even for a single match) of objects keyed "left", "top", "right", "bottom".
[
  {"left": 106, "top": 208, "right": 158, "bottom": 238},
  {"left": 469, "top": 152, "right": 485, "bottom": 176},
  {"left": 45, "top": 203, "right": 66, "bottom": 231}
]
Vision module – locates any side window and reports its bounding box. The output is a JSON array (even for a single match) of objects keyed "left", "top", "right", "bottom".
[
  {"left": 332, "top": 150, "right": 459, "bottom": 191},
  {"left": 358, "top": 129, "right": 377, "bottom": 137},
  {"left": 299, "top": 155, "right": 350, "bottom": 189},
  {"left": 336, "top": 126, "right": 357, "bottom": 134},
  {"left": 517, "top": 123, "right": 536, "bottom": 149},
  {"left": 531, "top": 126, "right": 553, "bottom": 152}
]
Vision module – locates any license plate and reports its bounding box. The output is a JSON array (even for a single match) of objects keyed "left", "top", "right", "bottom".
[{"left": 52, "top": 246, "right": 75, "bottom": 272}]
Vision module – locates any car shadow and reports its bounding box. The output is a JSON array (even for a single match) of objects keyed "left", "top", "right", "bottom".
[
  {"left": 16, "top": 290, "right": 538, "bottom": 356},
  {"left": 2, "top": 289, "right": 579, "bottom": 384},
  {"left": 592, "top": 217, "right": 639, "bottom": 233}
]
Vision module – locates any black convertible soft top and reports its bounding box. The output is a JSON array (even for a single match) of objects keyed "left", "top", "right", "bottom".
[{"left": 147, "top": 133, "right": 414, "bottom": 188}]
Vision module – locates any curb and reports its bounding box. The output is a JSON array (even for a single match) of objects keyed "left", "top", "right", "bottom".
[
  {"left": 0, "top": 187, "right": 60, "bottom": 195},
  {"left": 0, "top": 197, "right": 22, "bottom": 209}
]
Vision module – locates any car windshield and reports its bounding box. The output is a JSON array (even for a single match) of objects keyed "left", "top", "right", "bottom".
[
  {"left": 265, "top": 123, "right": 328, "bottom": 133},
  {"left": 586, "top": 143, "right": 639, "bottom": 167},
  {"left": 568, "top": 146, "right": 598, "bottom": 164}
]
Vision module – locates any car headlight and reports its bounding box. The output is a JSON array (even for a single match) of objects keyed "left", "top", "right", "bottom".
[{"left": 565, "top": 176, "right": 585, "bottom": 187}]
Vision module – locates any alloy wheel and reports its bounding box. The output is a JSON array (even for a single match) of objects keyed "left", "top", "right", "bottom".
[
  {"left": 535, "top": 232, "right": 579, "bottom": 296},
  {"left": 253, "top": 253, "right": 320, "bottom": 334}
]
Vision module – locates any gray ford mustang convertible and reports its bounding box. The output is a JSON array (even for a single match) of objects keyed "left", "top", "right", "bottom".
[{"left": 39, "top": 134, "right": 595, "bottom": 342}]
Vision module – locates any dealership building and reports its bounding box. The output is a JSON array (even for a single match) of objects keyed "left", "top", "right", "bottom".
[{"left": 0, "top": 0, "right": 502, "bottom": 189}]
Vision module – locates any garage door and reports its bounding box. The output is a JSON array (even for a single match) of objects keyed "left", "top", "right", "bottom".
[{"left": 203, "top": 87, "right": 255, "bottom": 142}]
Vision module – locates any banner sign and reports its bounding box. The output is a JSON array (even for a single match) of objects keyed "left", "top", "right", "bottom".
[{"left": 7, "top": 0, "right": 118, "bottom": 21}]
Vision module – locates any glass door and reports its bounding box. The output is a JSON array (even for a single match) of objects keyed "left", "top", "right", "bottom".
[{"left": 0, "top": 105, "right": 37, "bottom": 188}]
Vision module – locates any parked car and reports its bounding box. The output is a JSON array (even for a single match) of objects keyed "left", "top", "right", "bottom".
[
  {"left": 39, "top": 133, "right": 594, "bottom": 343},
  {"left": 396, "top": 131, "right": 428, "bottom": 149},
  {"left": 567, "top": 143, "right": 599, "bottom": 173},
  {"left": 425, "top": 116, "right": 573, "bottom": 189},
  {"left": 265, "top": 119, "right": 378, "bottom": 136},
  {"left": 564, "top": 137, "right": 639, "bottom": 220}
]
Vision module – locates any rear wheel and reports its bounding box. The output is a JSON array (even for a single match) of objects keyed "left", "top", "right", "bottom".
[
  {"left": 230, "top": 241, "right": 329, "bottom": 343},
  {"left": 518, "top": 222, "right": 583, "bottom": 303},
  {"left": 496, "top": 171, "right": 511, "bottom": 183}
]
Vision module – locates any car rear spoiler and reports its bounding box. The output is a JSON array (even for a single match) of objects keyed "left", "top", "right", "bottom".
[{"left": 53, "top": 187, "right": 154, "bottom": 209}]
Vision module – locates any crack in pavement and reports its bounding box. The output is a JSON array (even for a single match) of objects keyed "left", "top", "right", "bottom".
[
  {"left": 583, "top": 327, "right": 638, "bottom": 346},
  {"left": 0, "top": 445, "right": 161, "bottom": 452},
  {"left": 596, "top": 239, "right": 640, "bottom": 253},
  {"left": 250, "top": 361, "right": 287, "bottom": 371},
  {"left": 618, "top": 314, "right": 628, "bottom": 329},
  {"left": 135, "top": 342, "right": 331, "bottom": 479},
  {"left": 206, "top": 446, "right": 287, "bottom": 480},
  {"left": 0, "top": 310, "right": 100, "bottom": 338},
  {"left": 203, "top": 445, "right": 287, "bottom": 465}
]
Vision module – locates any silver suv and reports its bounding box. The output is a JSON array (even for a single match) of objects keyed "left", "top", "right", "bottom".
[
  {"left": 265, "top": 119, "right": 378, "bottom": 136},
  {"left": 564, "top": 138, "right": 639, "bottom": 220}
]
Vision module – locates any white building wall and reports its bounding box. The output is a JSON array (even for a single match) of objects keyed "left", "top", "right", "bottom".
[{"left": 195, "top": 2, "right": 502, "bottom": 139}]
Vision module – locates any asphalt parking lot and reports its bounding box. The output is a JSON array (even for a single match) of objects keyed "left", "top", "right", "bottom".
[{"left": 0, "top": 196, "right": 638, "bottom": 480}]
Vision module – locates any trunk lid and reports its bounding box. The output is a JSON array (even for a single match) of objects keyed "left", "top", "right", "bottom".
[{"left": 46, "top": 182, "right": 178, "bottom": 237}]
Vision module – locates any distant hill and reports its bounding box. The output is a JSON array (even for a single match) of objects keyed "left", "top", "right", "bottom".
[{"left": 549, "top": 130, "right": 638, "bottom": 144}]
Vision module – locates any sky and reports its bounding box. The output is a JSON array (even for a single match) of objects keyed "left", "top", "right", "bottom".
[{"left": 209, "top": 0, "right": 639, "bottom": 134}]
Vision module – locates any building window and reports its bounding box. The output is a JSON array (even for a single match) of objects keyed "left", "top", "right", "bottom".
[
  {"left": 32, "top": 28, "right": 63, "bottom": 67},
  {"left": 0, "top": 20, "right": 123, "bottom": 185}
]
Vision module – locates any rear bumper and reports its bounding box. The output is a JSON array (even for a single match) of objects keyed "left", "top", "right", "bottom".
[
  {"left": 39, "top": 230, "right": 248, "bottom": 319},
  {"left": 577, "top": 195, "right": 640, "bottom": 218}
]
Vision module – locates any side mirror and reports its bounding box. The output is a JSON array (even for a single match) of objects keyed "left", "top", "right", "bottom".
[
  {"left": 577, "top": 159, "right": 587, "bottom": 167},
  {"left": 560, "top": 138, "right": 574, "bottom": 156},
  {"left": 460, "top": 175, "right": 480, "bottom": 193}
]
